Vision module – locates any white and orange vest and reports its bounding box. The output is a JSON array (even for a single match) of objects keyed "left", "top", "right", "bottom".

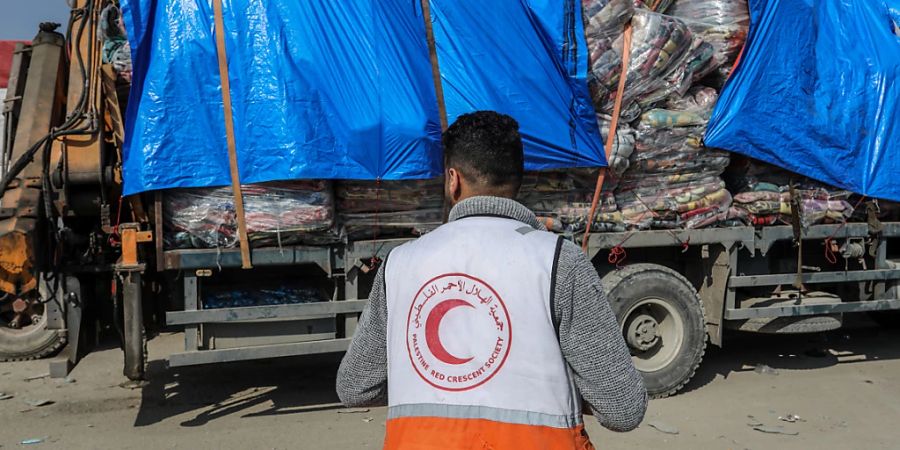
[{"left": 384, "top": 216, "right": 594, "bottom": 450}]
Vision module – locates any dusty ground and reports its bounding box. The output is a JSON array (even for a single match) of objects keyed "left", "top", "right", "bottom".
[{"left": 2, "top": 322, "right": 900, "bottom": 449}]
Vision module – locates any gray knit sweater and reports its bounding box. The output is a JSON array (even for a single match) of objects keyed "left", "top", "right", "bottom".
[{"left": 336, "top": 196, "right": 647, "bottom": 432}]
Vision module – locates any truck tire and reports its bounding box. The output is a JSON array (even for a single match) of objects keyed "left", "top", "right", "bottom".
[
  {"left": 0, "top": 313, "right": 66, "bottom": 361},
  {"left": 602, "top": 264, "right": 706, "bottom": 399}
]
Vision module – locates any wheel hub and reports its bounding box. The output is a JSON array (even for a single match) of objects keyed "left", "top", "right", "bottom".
[
  {"left": 621, "top": 297, "right": 686, "bottom": 373},
  {"left": 626, "top": 313, "right": 660, "bottom": 351},
  {"left": 4, "top": 297, "right": 40, "bottom": 330},
  {"left": 12, "top": 298, "right": 28, "bottom": 313}
]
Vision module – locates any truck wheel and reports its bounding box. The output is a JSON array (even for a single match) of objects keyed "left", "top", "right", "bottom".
[
  {"left": 0, "top": 300, "right": 66, "bottom": 361},
  {"left": 602, "top": 264, "right": 706, "bottom": 399}
]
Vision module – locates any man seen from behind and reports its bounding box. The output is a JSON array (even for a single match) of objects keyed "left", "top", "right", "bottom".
[{"left": 337, "top": 111, "right": 647, "bottom": 449}]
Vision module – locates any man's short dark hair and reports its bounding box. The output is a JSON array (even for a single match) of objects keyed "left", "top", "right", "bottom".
[{"left": 442, "top": 111, "right": 524, "bottom": 192}]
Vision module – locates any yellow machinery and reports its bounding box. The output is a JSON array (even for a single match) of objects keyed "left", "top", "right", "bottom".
[{"left": 0, "top": 1, "right": 150, "bottom": 380}]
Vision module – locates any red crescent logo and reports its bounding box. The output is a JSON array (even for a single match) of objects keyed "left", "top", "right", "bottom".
[
  {"left": 425, "top": 299, "right": 474, "bottom": 365},
  {"left": 406, "top": 273, "right": 511, "bottom": 392}
]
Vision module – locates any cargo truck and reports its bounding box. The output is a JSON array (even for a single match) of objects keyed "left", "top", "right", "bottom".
[{"left": 1, "top": 0, "right": 898, "bottom": 400}]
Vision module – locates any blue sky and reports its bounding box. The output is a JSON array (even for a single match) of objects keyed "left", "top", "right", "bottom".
[{"left": 1, "top": 0, "right": 72, "bottom": 40}]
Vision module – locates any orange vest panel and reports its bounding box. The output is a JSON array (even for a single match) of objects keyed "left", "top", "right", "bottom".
[{"left": 384, "top": 417, "right": 595, "bottom": 450}]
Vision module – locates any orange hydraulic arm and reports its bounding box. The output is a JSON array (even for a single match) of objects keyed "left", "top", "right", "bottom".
[
  {"left": 0, "top": 25, "right": 67, "bottom": 297},
  {"left": 0, "top": 0, "right": 113, "bottom": 328}
]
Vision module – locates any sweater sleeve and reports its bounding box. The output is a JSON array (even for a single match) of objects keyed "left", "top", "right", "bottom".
[
  {"left": 554, "top": 240, "right": 648, "bottom": 432},
  {"left": 336, "top": 263, "right": 389, "bottom": 407}
]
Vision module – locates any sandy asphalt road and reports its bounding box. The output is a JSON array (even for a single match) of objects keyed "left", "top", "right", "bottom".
[{"left": 1, "top": 322, "right": 899, "bottom": 449}]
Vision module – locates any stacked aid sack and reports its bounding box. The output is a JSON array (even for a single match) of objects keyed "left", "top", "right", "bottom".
[
  {"left": 614, "top": 87, "right": 732, "bottom": 229},
  {"left": 667, "top": 0, "right": 750, "bottom": 83},
  {"left": 335, "top": 179, "right": 444, "bottom": 240},
  {"left": 562, "top": 0, "right": 748, "bottom": 231},
  {"left": 164, "top": 181, "right": 338, "bottom": 249},
  {"left": 518, "top": 169, "right": 625, "bottom": 234},
  {"left": 724, "top": 157, "right": 855, "bottom": 227}
]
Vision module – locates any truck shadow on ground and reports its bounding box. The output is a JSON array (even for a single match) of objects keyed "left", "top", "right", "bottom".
[
  {"left": 132, "top": 324, "right": 900, "bottom": 427},
  {"left": 680, "top": 323, "right": 900, "bottom": 396},
  {"left": 133, "top": 353, "right": 345, "bottom": 428}
]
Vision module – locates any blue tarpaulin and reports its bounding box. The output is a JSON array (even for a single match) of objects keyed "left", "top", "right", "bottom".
[
  {"left": 121, "top": 0, "right": 605, "bottom": 195},
  {"left": 705, "top": 0, "right": 900, "bottom": 201},
  {"left": 432, "top": 0, "right": 604, "bottom": 169}
]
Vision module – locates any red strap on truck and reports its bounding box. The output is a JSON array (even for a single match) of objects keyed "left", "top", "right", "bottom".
[{"left": 581, "top": 23, "right": 633, "bottom": 253}]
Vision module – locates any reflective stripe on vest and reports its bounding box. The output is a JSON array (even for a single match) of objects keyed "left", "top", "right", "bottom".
[
  {"left": 384, "top": 216, "right": 583, "bottom": 448},
  {"left": 388, "top": 403, "right": 578, "bottom": 428}
]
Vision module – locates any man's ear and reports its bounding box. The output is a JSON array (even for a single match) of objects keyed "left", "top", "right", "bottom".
[{"left": 447, "top": 167, "right": 462, "bottom": 203}]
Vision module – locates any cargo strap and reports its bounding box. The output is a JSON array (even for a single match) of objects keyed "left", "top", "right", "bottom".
[
  {"left": 213, "top": 0, "right": 252, "bottom": 269},
  {"left": 582, "top": 23, "right": 633, "bottom": 252}
]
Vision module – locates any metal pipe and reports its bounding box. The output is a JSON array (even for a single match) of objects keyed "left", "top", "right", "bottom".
[{"left": 121, "top": 272, "right": 145, "bottom": 380}]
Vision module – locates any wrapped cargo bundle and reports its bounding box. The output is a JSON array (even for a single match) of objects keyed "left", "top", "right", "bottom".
[
  {"left": 613, "top": 86, "right": 732, "bottom": 229},
  {"left": 576, "top": 0, "right": 750, "bottom": 232},
  {"left": 584, "top": 0, "right": 634, "bottom": 59},
  {"left": 725, "top": 158, "right": 855, "bottom": 227},
  {"left": 518, "top": 170, "right": 625, "bottom": 234},
  {"left": 585, "top": 4, "right": 718, "bottom": 122},
  {"left": 668, "top": 0, "right": 750, "bottom": 82},
  {"left": 164, "top": 181, "right": 337, "bottom": 249},
  {"left": 335, "top": 179, "right": 443, "bottom": 240}
]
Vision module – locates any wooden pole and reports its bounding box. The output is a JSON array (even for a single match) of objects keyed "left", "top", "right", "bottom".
[
  {"left": 420, "top": 0, "right": 453, "bottom": 223},
  {"left": 212, "top": 0, "right": 252, "bottom": 269},
  {"left": 419, "top": 0, "right": 448, "bottom": 132}
]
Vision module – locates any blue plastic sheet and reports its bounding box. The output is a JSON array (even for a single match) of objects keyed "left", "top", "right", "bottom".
[
  {"left": 121, "top": 0, "right": 442, "bottom": 195},
  {"left": 121, "top": 0, "right": 606, "bottom": 195},
  {"left": 432, "top": 0, "right": 605, "bottom": 169},
  {"left": 705, "top": 0, "right": 900, "bottom": 201}
]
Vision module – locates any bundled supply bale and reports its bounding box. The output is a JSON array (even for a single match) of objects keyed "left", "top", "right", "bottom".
[
  {"left": 724, "top": 157, "right": 856, "bottom": 227},
  {"left": 616, "top": 177, "right": 731, "bottom": 229},
  {"left": 583, "top": 0, "right": 635, "bottom": 59},
  {"left": 572, "top": 0, "right": 743, "bottom": 233},
  {"left": 580, "top": 0, "right": 749, "bottom": 232},
  {"left": 612, "top": 86, "right": 732, "bottom": 229},
  {"left": 338, "top": 209, "right": 444, "bottom": 240},
  {"left": 584, "top": 4, "right": 719, "bottom": 122},
  {"left": 668, "top": 0, "right": 750, "bottom": 82},
  {"left": 667, "top": 0, "right": 750, "bottom": 27},
  {"left": 335, "top": 179, "right": 443, "bottom": 213},
  {"left": 518, "top": 170, "right": 625, "bottom": 234},
  {"left": 335, "top": 179, "right": 443, "bottom": 240},
  {"left": 164, "top": 181, "right": 337, "bottom": 249}
]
